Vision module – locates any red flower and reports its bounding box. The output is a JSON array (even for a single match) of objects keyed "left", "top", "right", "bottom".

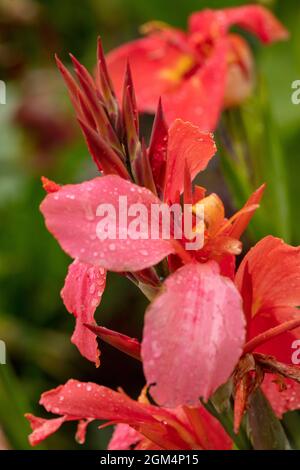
[
  {"left": 234, "top": 236, "right": 300, "bottom": 423},
  {"left": 26, "top": 379, "right": 232, "bottom": 450},
  {"left": 106, "top": 5, "right": 288, "bottom": 130},
  {"left": 41, "top": 44, "right": 262, "bottom": 370}
]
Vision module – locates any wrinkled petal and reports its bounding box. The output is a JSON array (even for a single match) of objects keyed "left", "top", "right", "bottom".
[
  {"left": 40, "top": 175, "right": 175, "bottom": 272},
  {"left": 164, "top": 119, "right": 216, "bottom": 204},
  {"left": 142, "top": 261, "right": 245, "bottom": 407},
  {"left": 162, "top": 39, "right": 228, "bottom": 131},
  {"left": 61, "top": 260, "right": 106, "bottom": 365},
  {"left": 235, "top": 236, "right": 300, "bottom": 317},
  {"left": 262, "top": 375, "right": 300, "bottom": 418},
  {"left": 107, "top": 32, "right": 191, "bottom": 113}
]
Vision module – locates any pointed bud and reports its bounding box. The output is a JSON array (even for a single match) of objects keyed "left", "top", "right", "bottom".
[{"left": 84, "top": 324, "right": 141, "bottom": 361}]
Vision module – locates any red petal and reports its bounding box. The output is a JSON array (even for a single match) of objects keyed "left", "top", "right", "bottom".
[
  {"left": 25, "top": 414, "right": 66, "bottom": 446},
  {"left": 85, "top": 324, "right": 141, "bottom": 361},
  {"left": 40, "top": 380, "right": 156, "bottom": 425},
  {"left": 262, "top": 375, "right": 300, "bottom": 418},
  {"left": 142, "top": 261, "right": 245, "bottom": 407},
  {"left": 236, "top": 236, "right": 300, "bottom": 317},
  {"left": 61, "top": 260, "right": 106, "bottom": 365},
  {"left": 221, "top": 5, "right": 289, "bottom": 44},
  {"left": 228, "top": 184, "right": 265, "bottom": 239},
  {"left": 189, "top": 6, "right": 289, "bottom": 44},
  {"left": 40, "top": 175, "right": 175, "bottom": 272},
  {"left": 41, "top": 176, "right": 60, "bottom": 194},
  {"left": 108, "top": 424, "right": 142, "bottom": 450},
  {"left": 246, "top": 306, "right": 300, "bottom": 364},
  {"left": 107, "top": 32, "right": 190, "bottom": 113},
  {"left": 161, "top": 38, "right": 228, "bottom": 131},
  {"left": 164, "top": 119, "right": 216, "bottom": 204},
  {"left": 148, "top": 99, "right": 168, "bottom": 193}
]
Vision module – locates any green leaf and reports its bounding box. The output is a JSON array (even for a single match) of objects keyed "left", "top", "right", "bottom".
[{"left": 248, "top": 389, "right": 291, "bottom": 450}]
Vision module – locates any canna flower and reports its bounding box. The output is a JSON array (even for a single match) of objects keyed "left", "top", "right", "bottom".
[
  {"left": 26, "top": 379, "right": 232, "bottom": 450},
  {"left": 106, "top": 5, "right": 288, "bottom": 130},
  {"left": 41, "top": 43, "right": 261, "bottom": 371}
]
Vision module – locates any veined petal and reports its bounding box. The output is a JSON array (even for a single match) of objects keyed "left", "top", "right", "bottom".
[
  {"left": 235, "top": 236, "right": 300, "bottom": 317},
  {"left": 61, "top": 260, "right": 107, "bottom": 365},
  {"left": 40, "top": 175, "right": 175, "bottom": 272},
  {"left": 164, "top": 119, "right": 216, "bottom": 204},
  {"left": 142, "top": 261, "right": 245, "bottom": 407}
]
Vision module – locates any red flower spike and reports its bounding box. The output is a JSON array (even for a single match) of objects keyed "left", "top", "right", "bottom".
[
  {"left": 55, "top": 55, "right": 84, "bottom": 118},
  {"left": 61, "top": 260, "right": 106, "bottom": 366},
  {"left": 78, "top": 120, "right": 129, "bottom": 179},
  {"left": 84, "top": 324, "right": 141, "bottom": 361},
  {"left": 40, "top": 175, "right": 175, "bottom": 272},
  {"left": 96, "top": 37, "right": 118, "bottom": 123},
  {"left": 148, "top": 98, "right": 168, "bottom": 194},
  {"left": 142, "top": 261, "right": 245, "bottom": 407}
]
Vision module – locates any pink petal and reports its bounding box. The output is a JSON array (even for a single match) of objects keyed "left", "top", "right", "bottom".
[
  {"left": 61, "top": 260, "right": 106, "bottom": 365},
  {"left": 142, "top": 261, "right": 245, "bottom": 407},
  {"left": 108, "top": 424, "right": 142, "bottom": 450},
  {"left": 75, "top": 419, "right": 94, "bottom": 444},
  {"left": 164, "top": 119, "right": 216, "bottom": 204},
  {"left": 262, "top": 375, "right": 300, "bottom": 418},
  {"left": 25, "top": 414, "right": 66, "bottom": 446},
  {"left": 40, "top": 175, "right": 175, "bottom": 272}
]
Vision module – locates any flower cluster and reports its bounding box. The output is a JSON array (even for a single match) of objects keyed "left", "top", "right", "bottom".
[{"left": 26, "top": 5, "right": 300, "bottom": 450}]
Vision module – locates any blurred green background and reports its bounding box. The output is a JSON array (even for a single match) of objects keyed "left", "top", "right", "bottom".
[{"left": 0, "top": 0, "right": 300, "bottom": 450}]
